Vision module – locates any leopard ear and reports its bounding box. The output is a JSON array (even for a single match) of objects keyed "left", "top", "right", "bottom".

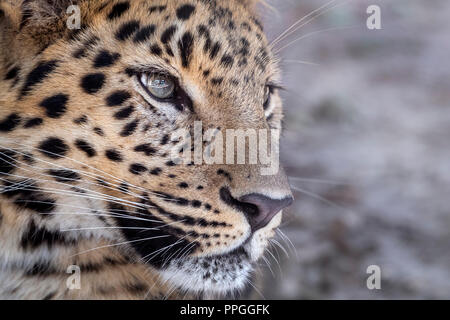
[
  {"left": 0, "top": 0, "right": 78, "bottom": 30},
  {"left": 25, "top": 0, "right": 85, "bottom": 29},
  {"left": 0, "top": 0, "right": 85, "bottom": 60},
  {"left": 0, "top": 1, "right": 22, "bottom": 30}
]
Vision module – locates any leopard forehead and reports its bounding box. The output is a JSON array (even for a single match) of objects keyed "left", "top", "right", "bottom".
[
  {"left": 24, "top": 0, "right": 277, "bottom": 87},
  {"left": 8, "top": 0, "right": 281, "bottom": 127}
]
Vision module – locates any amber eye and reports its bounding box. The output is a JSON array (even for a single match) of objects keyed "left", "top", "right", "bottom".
[{"left": 140, "top": 73, "right": 175, "bottom": 99}]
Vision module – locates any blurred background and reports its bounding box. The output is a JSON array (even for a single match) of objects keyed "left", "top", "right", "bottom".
[{"left": 256, "top": 0, "right": 450, "bottom": 299}]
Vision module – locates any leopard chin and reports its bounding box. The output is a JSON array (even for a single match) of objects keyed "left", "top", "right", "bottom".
[
  {"left": 158, "top": 212, "right": 282, "bottom": 297},
  {"left": 160, "top": 247, "right": 253, "bottom": 297}
]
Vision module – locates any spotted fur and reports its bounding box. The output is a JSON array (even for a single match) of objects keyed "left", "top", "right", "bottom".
[{"left": 0, "top": 0, "right": 292, "bottom": 299}]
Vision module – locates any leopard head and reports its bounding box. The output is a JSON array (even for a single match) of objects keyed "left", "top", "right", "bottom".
[{"left": 0, "top": 0, "right": 292, "bottom": 298}]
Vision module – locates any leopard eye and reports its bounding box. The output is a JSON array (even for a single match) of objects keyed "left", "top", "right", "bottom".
[
  {"left": 140, "top": 73, "right": 175, "bottom": 99},
  {"left": 263, "top": 85, "right": 271, "bottom": 109}
]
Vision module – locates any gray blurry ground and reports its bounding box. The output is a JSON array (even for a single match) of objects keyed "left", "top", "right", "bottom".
[{"left": 257, "top": 0, "right": 450, "bottom": 299}]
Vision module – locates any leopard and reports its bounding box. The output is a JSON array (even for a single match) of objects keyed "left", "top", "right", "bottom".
[{"left": 0, "top": 0, "right": 293, "bottom": 299}]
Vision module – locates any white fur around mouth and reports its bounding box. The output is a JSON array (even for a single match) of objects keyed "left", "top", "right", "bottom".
[
  {"left": 159, "top": 249, "right": 253, "bottom": 296},
  {"left": 158, "top": 213, "right": 283, "bottom": 297}
]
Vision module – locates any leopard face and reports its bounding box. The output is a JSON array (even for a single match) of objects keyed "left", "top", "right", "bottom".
[{"left": 0, "top": 0, "right": 292, "bottom": 299}]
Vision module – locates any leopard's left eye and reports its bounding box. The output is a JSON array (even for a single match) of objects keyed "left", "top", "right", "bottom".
[
  {"left": 263, "top": 85, "right": 272, "bottom": 109},
  {"left": 140, "top": 73, "right": 175, "bottom": 99}
]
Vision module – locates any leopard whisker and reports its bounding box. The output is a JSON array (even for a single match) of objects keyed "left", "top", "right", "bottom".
[
  {"left": 270, "top": 240, "right": 282, "bottom": 261},
  {"left": 161, "top": 241, "right": 190, "bottom": 267},
  {"left": 71, "top": 234, "right": 172, "bottom": 257},
  {"left": 269, "top": 238, "right": 289, "bottom": 258},
  {"left": 142, "top": 234, "right": 189, "bottom": 263},
  {"left": 160, "top": 234, "right": 193, "bottom": 262},
  {"left": 60, "top": 226, "right": 159, "bottom": 232},
  {"left": 61, "top": 218, "right": 188, "bottom": 233},
  {"left": 266, "top": 246, "right": 282, "bottom": 274},
  {"left": 276, "top": 228, "right": 299, "bottom": 260},
  {"left": 0, "top": 182, "right": 160, "bottom": 223},
  {"left": 0, "top": 176, "right": 152, "bottom": 215},
  {"left": 274, "top": 25, "right": 358, "bottom": 54},
  {"left": 0, "top": 150, "right": 143, "bottom": 198},
  {"left": 0, "top": 141, "right": 155, "bottom": 197},
  {"left": 0, "top": 147, "right": 133, "bottom": 194},
  {"left": 0, "top": 146, "right": 169, "bottom": 201},
  {"left": 291, "top": 184, "right": 354, "bottom": 213},
  {"left": 271, "top": 0, "right": 354, "bottom": 50},
  {"left": 0, "top": 170, "right": 159, "bottom": 216},
  {"left": 289, "top": 176, "right": 353, "bottom": 185},
  {"left": 1, "top": 141, "right": 137, "bottom": 187},
  {"left": 177, "top": 239, "right": 199, "bottom": 261},
  {"left": 246, "top": 278, "right": 266, "bottom": 300},
  {"left": 270, "top": 0, "right": 339, "bottom": 47},
  {"left": 282, "top": 59, "right": 321, "bottom": 67},
  {"left": 35, "top": 211, "right": 161, "bottom": 224},
  {"left": 261, "top": 254, "right": 275, "bottom": 277},
  {"left": 164, "top": 236, "right": 201, "bottom": 268}
]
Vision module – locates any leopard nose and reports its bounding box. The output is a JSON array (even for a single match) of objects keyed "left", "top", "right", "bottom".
[{"left": 239, "top": 193, "right": 293, "bottom": 232}]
